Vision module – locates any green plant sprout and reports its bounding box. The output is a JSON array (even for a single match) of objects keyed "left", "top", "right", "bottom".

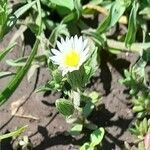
[
  {"left": 0, "top": 125, "right": 27, "bottom": 141},
  {"left": 49, "top": 36, "right": 102, "bottom": 137},
  {"left": 80, "top": 128, "right": 105, "bottom": 150},
  {"left": 125, "top": 118, "right": 150, "bottom": 150},
  {"left": 18, "top": 136, "right": 33, "bottom": 150}
]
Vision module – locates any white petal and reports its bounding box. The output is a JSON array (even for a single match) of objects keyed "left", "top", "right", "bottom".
[
  {"left": 74, "top": 35, "right": 78, "bottom": 48},
  {"left": 59, "top": 66, "right": 68, "bottom": 76},
  {"left": 56, "top": 41, "right": 64, "bottom": 51},
  {"left": 83, "top": 39, "right": 88, "bottom": 49},
  {"left": 83, "top": 47, "right": 89, "bottom": 56},
  {"left": 64, "top": 37, "right": 73, "bottom": 51},
  {"left": 65, "top": 37, "right": 69, "bottom": 42},
  {"left": 51, "top": 48, "right": 61, "bottom": 55},
  {"left": 74, "top": 37, "right": 82, "bottom": 52},
  {"left": 79, "top": 36, "right": 83, "bottom": 47},
  {"left": 50, "top": 56, "right": 62, "bottom": 64},
  {"left": 60, "top": 37, "right": 65, "bottom": 43},
  {"left": 79, "top": 50, "right": 89, "bottom": 64},
  {"left": 67, "top": 67, "right": 77, "bottom": 73},
  {"left": 70, "top": 36, "right": 74, "bottom": 49}
]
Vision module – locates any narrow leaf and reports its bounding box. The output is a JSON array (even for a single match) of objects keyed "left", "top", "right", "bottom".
[
  {"left": 0, "top": 125, "right": 27, "bottom": 141},
  {"left": 50, "top": 0, "right": 74, "bottom": 11},
  {"left": 0, "top": 42, "right": 16, "bottom": 61},
  {"left": 14, "top": 1, "right": 36, "bottom": 19},
  {"left": 0, "top": 71, "right": 15, "bottom": 79},
  {"left": 125, "top": 1, "right": 139, "bottom": 47},
  {"left": 97, "top": 0, "right": 126, "bottom": 33}
]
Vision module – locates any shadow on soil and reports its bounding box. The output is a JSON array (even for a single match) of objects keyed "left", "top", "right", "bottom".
[
  {"left": 89, "top": 104, "right": 133, "bottom": 150},
  {"left": 33, "top": 127, "right": 87, "bottom": 150},
  {"left": 31, "top": 104, "right": 132, "bottom": 150},
  {"left": 1, "top": 133, "right": 13, "bottom": 150},
  {"left": 88, "top": 49, "right": 130, "bottom": 96}
]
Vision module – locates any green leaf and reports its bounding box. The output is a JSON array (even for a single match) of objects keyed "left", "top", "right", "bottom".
[
  {"left": 132, "top": 58, "right": 147, "bottom": 82},
  {"left": 83, "top": 46, "right": 99, "bottom": 84},
  {"left": 82, "top": 30, "right": 105, "bottom": 46},
  {"left": 55, "top": 99, "right": 74, "bottom": 117},
  {"left": 137, "top": 112, "right": 145, "bottom": 119},
  {"left": 28, "top": 23, "right": 40, "bottom": 35},
  {"left": 50, "top": 0, "right": 74, "bottom": 11},
  {"left": 85, "top": 123, "right": 98, "bottom": 130},
  {"left": 14, "top": 1, "right": 36, "bottom": 19},
  {"left": 138, "top": 142, "right": 145, "bottom": 150},
  {"left": 0, "top": 0, "right": 9, "bottom": 39},
  {"left": 35, "top": 86, "right": 51, "bottom": 93},
  {"left": 6, "top": 55, "right": 46, "bottom": 67},
  {"left": 0, "top": 71, "right": 15, "bottom": 79},
  {"left": 90, "top": 128, "right": 105, "bottom": 147},
  {"left": 125, "top": 1, "right": 139, "bottom": 47},
  {"left": 142, "top": 118, "right": 148, "bottom": 134},
  {"left": 61, "top": 12, "right": 77, "bottom": 23},
  {"left": 0, "top": 125, "right": 27, "bottom": 141},
  {"left": 89, "top": 91, "right": 101, "bottom": 104},
  {"left": 36, "top": 69, "right": 64, "bottom": 92},
  {"left": 123, "top": 0, "right": 132, "bottom": 7},
  {"left": 74, "top": 0, "right": 82, "bottom": 18},
  {"left": 139, "top": 7, "right": 150, "bottom": 15},
  {"left": 142, "top": 48, "right": 150, "bottom": 62},
  {"left": 0, "top": 42, "right": 16, "bottom": 61},
  {"left": 60, "top": 0, "right": 81, "bottom": 23},
  {"left": 97, "top": 0, "right": 126, "bottom": 33},
  {"left": 6, "top": 59, "right": 26, "bottom": 67},
  {"left": 1, "top": 1, "right": 37, "bottom": 39},
  {"left": 133, "top": 106, "right": 144, "bottom": 112},
  {"left": 52, "top": 69, "right": 63, "bottom": 83},
  {"left": 70, "top": 124, "right": 83, "bottom": 136},
  {"left": 82, "top": 101, "right": 94, "bottom": 118},
  {"left": 67, "top": 69, "right": 84, "bottom": 90},
  {"left": 108, "top": 47, "right": 121, "bottom": 55},
  {"left": 49, "top": 24, "right": 69, "bottom": 47},
  {"left": 90, "top": 0, "right": 103, "bottom": 5},
  {"left": 80, "top": 143, "right": 91, "bottom": 150}
]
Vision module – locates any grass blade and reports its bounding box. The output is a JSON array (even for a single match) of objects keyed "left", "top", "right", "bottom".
[
  {"left": 14, "top": 1, "right": 36, "bottom": 19},
  {"left": 0, "top": 42, "right": 16, "bottom": 61}
]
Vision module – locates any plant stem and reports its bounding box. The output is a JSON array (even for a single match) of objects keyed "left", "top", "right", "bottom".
[{"left": 107, "top": 39, "right": 150, "bottom": 53}]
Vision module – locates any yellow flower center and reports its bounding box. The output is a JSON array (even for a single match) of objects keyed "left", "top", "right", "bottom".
[{"left": 64, "top": 50, "right": 80, "bottom": 67}]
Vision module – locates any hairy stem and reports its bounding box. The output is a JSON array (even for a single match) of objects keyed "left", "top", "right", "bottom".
[{"left": 107, "top": 39, "right": 150, "bottom": 53}]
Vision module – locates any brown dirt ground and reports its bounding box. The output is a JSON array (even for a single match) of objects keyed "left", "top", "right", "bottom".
[{"left": 0, "top": 29, "right": 138, "bottom": 150}]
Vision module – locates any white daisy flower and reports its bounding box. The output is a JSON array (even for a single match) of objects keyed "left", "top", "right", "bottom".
[{"left": 50, "top": 35, "right": 89, "bottom": 76}]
